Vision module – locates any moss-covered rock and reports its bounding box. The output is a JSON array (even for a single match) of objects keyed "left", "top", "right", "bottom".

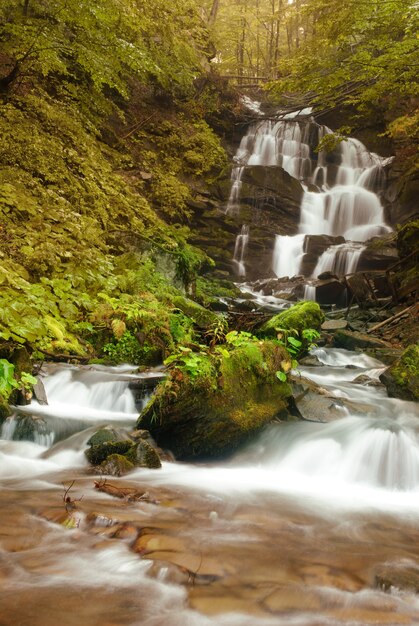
[
  {"left": 86, "top": 426, "right": 128, "bottom": 447},
  {"left": 138, "top": 340, "right": 292, "bottom": 460},
  {"left": 85, "top": 440, "right": 133, "bottom": 465},
  {"left": 99, "top": 454, "right": 135, "bottom": 476},
  {"left": 333, "top": 330, "right": 391, "bottom": 351},
  {"left": 172, "top": 295, "right": 218, "bottom": 329},
  {"left": 258, "top": 302, "right": 324, "bottom": 339},
  {"left": 0, "top": 397, "right": 12, "bottom": 422},
  {"left": 125, "top": 439, "right": 162, "bottom": 469},
  {"left": 380, "top": 343, "right": 419, "bottom": 401}
]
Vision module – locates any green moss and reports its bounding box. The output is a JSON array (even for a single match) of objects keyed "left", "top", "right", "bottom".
[
  {"left": 139, "top": 339, "right": 292, "bottom": 460},
  {"left": 85, "top": 440, "right": 133, "bottom": 466},
  {"left": 99, "top": 454, "right": 135, "bottom": 477},
  {"left": 390, "top": 344, "right": 419, "bottom": 400},
  {"left": 125, "top": 440, "right": 162, "bottom": 469},
  {"left": 258, "top": 302, "right": 325, "bottom": 338},
  {"left": 0, "top": 396, "right": 12, "bottom": 422},
  {"left": 397, "top": 220, "right": 419, "bottom": 258},
  {"left": 172, "top": 295, "right": 218, "bottom": 329}
]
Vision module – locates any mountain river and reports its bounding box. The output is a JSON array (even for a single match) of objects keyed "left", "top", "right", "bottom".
[{"left": 1, "top": 352, "right": 419, "bottom": 625}]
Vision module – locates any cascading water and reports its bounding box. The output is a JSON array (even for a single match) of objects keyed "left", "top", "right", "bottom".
[
  {"left": 311, "top": 242, "right": 366, "bottom": 278},
  {"left": 226, "top": 110, "right": 392, "bottom": 299},
  {"left": 2, "top": 363, "right": 163, "bottom": 445},
  {"left": 1, "top": 351, "right": 419, "bottom": 625},
  {"left": 233, "top": 224, "right": 249, "bottom": 276}
]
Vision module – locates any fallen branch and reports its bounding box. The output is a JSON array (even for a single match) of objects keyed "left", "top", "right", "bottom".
[{"left": 368, "top": 304, "right": 416, "bottom": 333}]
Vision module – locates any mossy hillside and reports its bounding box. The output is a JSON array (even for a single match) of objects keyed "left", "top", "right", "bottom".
[
  {"left": 0, "top": 95, "right": 226, "bottom": 361},
  {"left": 0, "top": 0, "right": 232, "bottom": 363},
  {"left": 139, "top": 338, "right": 292, "bottom": 460}
]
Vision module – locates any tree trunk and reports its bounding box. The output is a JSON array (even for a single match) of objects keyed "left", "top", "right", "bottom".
[{"left": 208, "top": 0, "right": 219, "bottom": 26}]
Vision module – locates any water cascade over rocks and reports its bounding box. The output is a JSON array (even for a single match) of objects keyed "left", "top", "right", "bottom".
[
  {"left": 227, "top": 108, "right": 392, "bottom": 301},
  {"left": 2, "top": 351, "right": 419, "bottom": 625},
  {"left": 233, "top": 224, "right": 249, "bottom": 277},
  {"left": 2, "top": 363, "right": 163, "bottom": 445}
]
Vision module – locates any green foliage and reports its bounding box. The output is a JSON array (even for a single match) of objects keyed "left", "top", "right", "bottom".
[
  {"left": 268, "top": 0, "right": 418, "bottom": 137},
  {"left": 390, "top": 344, "right": 419, "bottom": 400},
  {"left": 0, "top": 358, "right": 36, "bottom": 401},
  {"left": 103, "top": 331, "right": 153, "bottom": 365},
  {"left": 164, "top": 345, "right": 212, "bottom": 379},
  {"left": 0, "top": 0, "right": 209, "bottom": 100}
]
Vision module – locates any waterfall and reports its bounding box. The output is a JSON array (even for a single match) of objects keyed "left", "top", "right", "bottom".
[
  {"left": 225, "top": 110, "right": 392, "bottom": 298},
  {"left": 233, "top": 224, "right": 249, "bottom": 276},
  {"left": 311, "top": 242, "right": 366, "bottom": 278},
  {"left": 272, "top": 234, "right": 305, "bottom": 278},
  {"left": 5, "top": 363, "right": 164, "bottom": 444}
]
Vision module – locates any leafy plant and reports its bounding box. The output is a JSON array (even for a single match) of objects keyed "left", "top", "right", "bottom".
[
  {"left": 0, "top": 358, "right": 37, "bottom": 401},
  {"left": 164, "top": 346, "right": 209, "bottom": 379}
]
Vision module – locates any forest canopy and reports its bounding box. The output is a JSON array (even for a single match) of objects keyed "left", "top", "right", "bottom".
[{"left": 201, "top": 0, "right": 418, "bottom": 147}]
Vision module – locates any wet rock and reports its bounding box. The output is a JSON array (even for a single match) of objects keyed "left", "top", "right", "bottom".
[
  {"left": 352, "top": 374, "right": 383, "bottom": 387},
  {"left": 12, "top": 414, "right": 52, "bottom": 443},
  {"left": 33, "top": 378, "right": 48, "bottom": 405},
  {"left": 298, "top": 354, "right": 323, "bottom": 367},
  {"left": 333, "top": 330, "right": 390, "bottom": 351},
  {"left": 241, "top": 165, "right": 303, "bottom": 214},
  {"left": 99, "top": 454, "right": 135, "bottom": 476},
  {"left": 321, "top": 319, "right": 348, "bottom": 331},
  {"left": 379, "top": 344, "right": 419, "bottom": 401},
  {"left": 314, "top": 278, "right": 347, "bottom": 306},
  {"left": 87, "top": 426, "right": 130, "bottom": 447},
  {"left": 374, "top": 564, "right": 419, "bottom": 593},
  {"left": 85, "top": 440, "right": 132, "bottom": 465},
  {"left": 290, "top": 375, "right": 350, "bottom": 422},
  {"left": 125, "top": 439, "right": 162, "bottom": 469}
]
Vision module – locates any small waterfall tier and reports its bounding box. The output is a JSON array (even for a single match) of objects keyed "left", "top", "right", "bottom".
[
  {"left": 233, "top": 225, "right": 249, "bottom": 277},
  {"left": 4, "top": 363, "right": 164, "bottom": 445},
  {"left": 225, "top": 109, "right": 392, "bottom": 301}
]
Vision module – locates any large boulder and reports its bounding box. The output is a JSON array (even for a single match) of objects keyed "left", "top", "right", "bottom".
[
  {"left": 138, "top": 340, "right": 292, "bottom": 460},
  {"left": 379, "top": 344, "right": 419, "bottom": 401},
  {"left": 257, "top": 301, "right": 324, "bottom": 340}
]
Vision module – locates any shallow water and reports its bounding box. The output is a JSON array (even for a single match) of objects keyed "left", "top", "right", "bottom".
[{"left": 1, "top": 352, "right": 419, "bottom": 625}]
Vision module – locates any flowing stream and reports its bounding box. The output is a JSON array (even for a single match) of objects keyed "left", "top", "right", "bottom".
[{"left": 1, "top": 352, "right": 419, "bottom": 625}]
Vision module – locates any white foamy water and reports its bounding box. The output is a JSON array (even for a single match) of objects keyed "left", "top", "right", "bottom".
[
  {"left": 1, "top": 355, "right": 419, "bottom": 626},
  {"left": 225, "top": 113, "right": 392, "bottom": 297}
]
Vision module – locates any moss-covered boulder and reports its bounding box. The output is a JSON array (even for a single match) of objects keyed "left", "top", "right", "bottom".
[
  {"left": 380, "top": 344, "right": 419, "bottom": 401},
  {"left": 86, "top": 426, "right": 128, "bottom": 447},
  {"left": 258, "top": 302, "right": 324, "bottom": 339},
  {"left": 138, "top": 340, "right": 292, "bottom": 460},
  {"left": 99, "top": 454, "right": 135, "bottom": 477},
  {"left": 172, "top": 295, "right": 218, "bottom": 329}
]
